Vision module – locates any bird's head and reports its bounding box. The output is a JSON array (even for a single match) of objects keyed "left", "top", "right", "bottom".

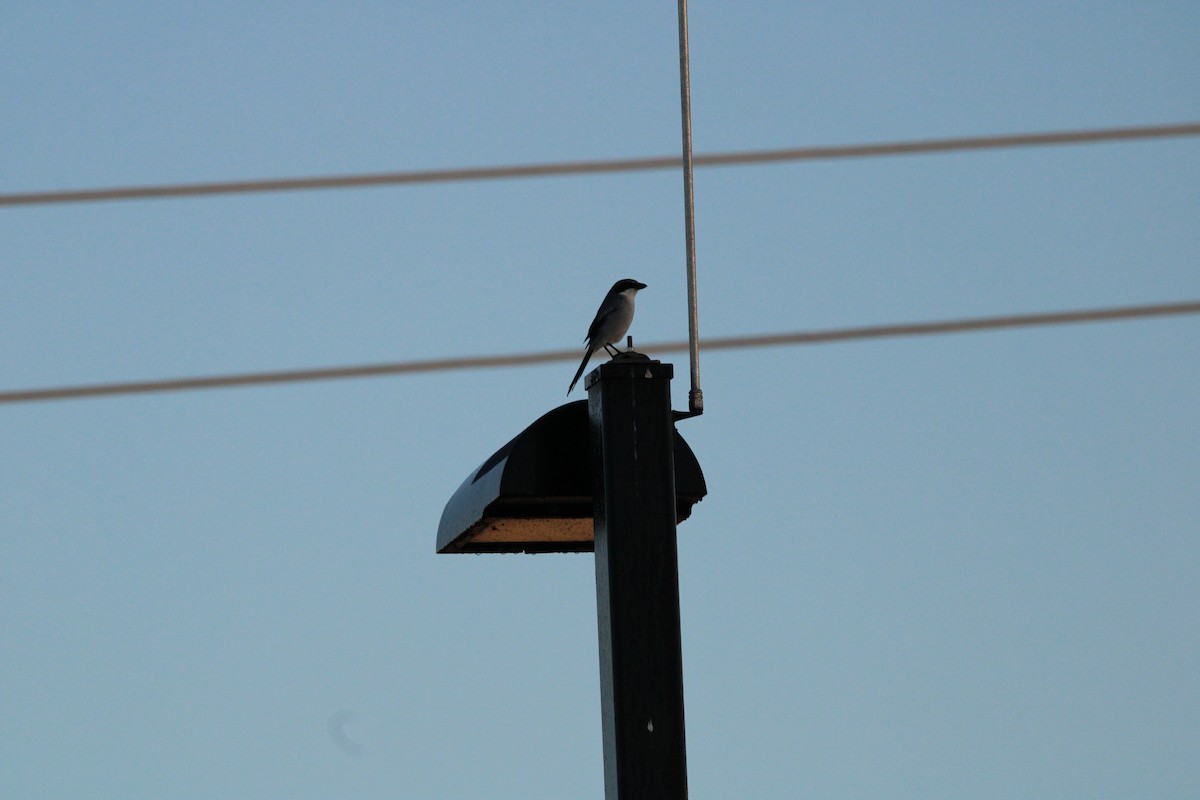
[{"left": 612, "top": 278, "right": 647, "bottom": 294}]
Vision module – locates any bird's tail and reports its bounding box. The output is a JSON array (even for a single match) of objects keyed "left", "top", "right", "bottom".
[{"left": 567, "top": 346, "right": 593, "bottom": 395}]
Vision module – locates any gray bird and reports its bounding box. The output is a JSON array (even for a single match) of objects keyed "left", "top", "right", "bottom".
[{"left": 567, "top": 278, "right": 647, "bottom": 394}]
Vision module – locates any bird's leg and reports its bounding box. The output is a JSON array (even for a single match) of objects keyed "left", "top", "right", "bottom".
[{"left": 604, "top": 343, "right": 620, "bottom": 357}]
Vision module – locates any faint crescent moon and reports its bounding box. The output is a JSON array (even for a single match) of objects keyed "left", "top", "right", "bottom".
[{"left": 327, "top": 708, "right": 364, "bottom": 757}]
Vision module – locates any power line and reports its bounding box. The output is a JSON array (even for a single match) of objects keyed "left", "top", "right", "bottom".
[
  {"left": 2, "top": 299, "right": 1196, "bottom": 406},
  {"left": 2, "top": 122, "right": 1197, "bottom": 209}
]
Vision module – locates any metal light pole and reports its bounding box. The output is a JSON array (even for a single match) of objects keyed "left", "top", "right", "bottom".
[
  {"left": 437, "top": 4, "right": 707, "bottom": 794},
  {"left": 587, "top": 354, "right": 689, "bottom": 799}
]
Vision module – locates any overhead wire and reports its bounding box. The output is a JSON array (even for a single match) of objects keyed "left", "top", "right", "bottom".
[
  {"left": 2, "top": 299, "right": 1197, "bottom": 405},
  {"left": 3, "top": 122, "right": 1198, "bottom": 405},
  {"left": 2, "top": 122, "right": 1198, "bottom": 208}
]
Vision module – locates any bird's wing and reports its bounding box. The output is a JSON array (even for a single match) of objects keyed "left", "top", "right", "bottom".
[{"left": 586, "top": 295, "right": 622, "bottom": 343}]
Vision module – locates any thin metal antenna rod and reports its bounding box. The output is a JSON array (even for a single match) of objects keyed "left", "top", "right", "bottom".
[{"left": 677, "top": 0, "right": 703, "bottom": 416}]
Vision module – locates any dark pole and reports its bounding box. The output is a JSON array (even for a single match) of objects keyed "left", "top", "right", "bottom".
[{"left": 587, "top": 355, "right": 688, "bottom": 800}]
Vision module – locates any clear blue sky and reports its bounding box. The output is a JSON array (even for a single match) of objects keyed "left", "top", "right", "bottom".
[{"left": 2, "top": 3, "right": 1198, "bottom": 798}]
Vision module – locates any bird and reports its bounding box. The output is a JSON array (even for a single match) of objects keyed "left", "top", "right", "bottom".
[{"left": 567, "top": 278, "right": 647, "bottom": 394}]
